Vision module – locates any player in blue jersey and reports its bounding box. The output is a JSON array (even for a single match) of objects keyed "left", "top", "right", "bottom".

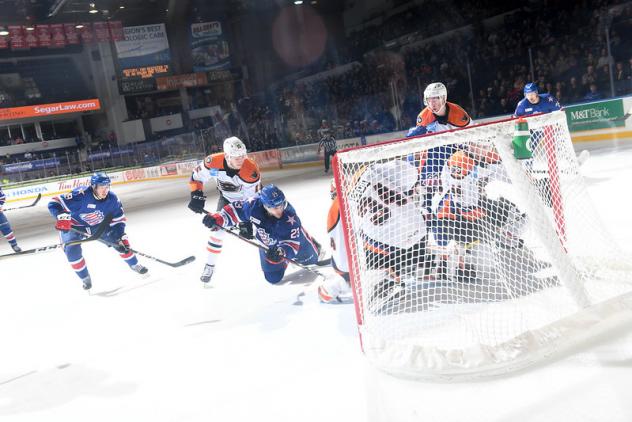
[
  {"left": 514, "top": 83, "right": 565, "bottom": 206},
  {"left": 202, "top": 184, "right": 322, "bottom": 284},
  {"left": 48, "top": 172, "right": 147, "bottom": 290},
  {"left": 0, "top": 187, "right": 22, "bottom": 252},
  {"left": 514, "top": 83, "right": 561, "bottom": 117}
]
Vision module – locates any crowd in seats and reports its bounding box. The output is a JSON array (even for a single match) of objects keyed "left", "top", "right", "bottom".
[
  {"left": 346, "top": 0, "right": 522, "bottom": 61},
  {"left": 126, "top": 95, "right": 183, "bottom": 120},
  {"left": 251, "top": 0, "right": 632, "bottom": 145},
  {"left": 0, "top": 58, "right": 92, "bottom": 108}
]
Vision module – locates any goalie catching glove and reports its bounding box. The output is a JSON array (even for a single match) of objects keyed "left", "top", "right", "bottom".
[
  {"left": 265, "top": 245, "right": 286, "bottom": 263},
  {"left": 202, "top": 213, "right": 225, "bottom": 231},
  {"left": 188, "top": 190, "right": 206, "bottom": 214}
]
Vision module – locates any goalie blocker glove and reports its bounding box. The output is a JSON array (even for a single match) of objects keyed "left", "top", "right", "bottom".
[{"left": 188, "top": 190, "right": 206, "bottom": 214}]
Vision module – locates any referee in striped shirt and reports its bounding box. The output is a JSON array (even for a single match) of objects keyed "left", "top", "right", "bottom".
[{"left": 317, "top": 120, "right": 337, "bottom": 174}]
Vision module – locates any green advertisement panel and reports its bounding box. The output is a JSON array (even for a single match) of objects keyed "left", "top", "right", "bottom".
[{"left": 565, "top": 99, "right": 626, "bottom": 132}]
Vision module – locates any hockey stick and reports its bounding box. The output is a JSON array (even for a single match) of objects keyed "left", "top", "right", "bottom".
[
  {"left": 202, "top": 209, "right": 327, "bottom": 277},
  {"left": 69, "top": 227, "right": 196, "bottom": 268},
  {"left": 2, "top": 193, "right": 42, "bottom": 212},
  {"left": 0, "top": 214, "right": 113, "bottom": 261}
]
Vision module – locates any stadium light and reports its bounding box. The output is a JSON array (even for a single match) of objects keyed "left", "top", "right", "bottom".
[
  {"left": 294, "top": 0, "right": 304, "bottom": 4},
  {"left": 89, "top": 8, "right": 99, "bottom": 13},
  {"left": 0, "top": 28, "right": 8, "bottom": 36},
  {"left": 25, "top": 26, "right": 35, "bottom": 31},
  {"left": 119, "top": 5, "right": 125, "bottom": 8},
  {"left": 75, "top": 24, "right": 84, "bottom": 29}
]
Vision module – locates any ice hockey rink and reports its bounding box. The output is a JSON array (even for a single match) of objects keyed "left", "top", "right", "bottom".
[{"left": 1, "top": 145, "right": 632, "bottom": 422}]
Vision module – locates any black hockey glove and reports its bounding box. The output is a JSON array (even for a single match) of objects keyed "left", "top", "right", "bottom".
[
  {"left": 266, "top": 245, "right": 285, "bottom": 263},
  {"left": 202, "top": 213, "right": 224, "bottom": 231},
  {"left": 113, "top": 234, "right": 131, "bottom": 254},
  {"left": 238, "top": 222, "right": 254, "bottom": 239},
  {"left": 188, "top": 190, "right": 206, "bottom": 214}
]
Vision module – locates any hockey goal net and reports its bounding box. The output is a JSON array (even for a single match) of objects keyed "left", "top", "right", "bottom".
[{"left": 332, "top": 111, "right": 632, "bottom": 379}]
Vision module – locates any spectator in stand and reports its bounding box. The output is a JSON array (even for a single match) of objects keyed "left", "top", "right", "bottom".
[
  {"left": 584, "top": 83, "right": 602, "bottom": 101},
  {"left": 499, "top": 98, "right": 513, "bottom": 115},
  {"left": 614, "top": 62, "right": 629, "bottom": 95},
  {"left": 567, "top": 77, "right": 582, "bottom": 103},
  {"left": 582, "top": 65, "right": 597, "bottom": 89}
]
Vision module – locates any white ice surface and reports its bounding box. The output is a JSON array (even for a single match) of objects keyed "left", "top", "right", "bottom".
[{"left": 0, "top": 150, "right": 631, "bottom": 422}]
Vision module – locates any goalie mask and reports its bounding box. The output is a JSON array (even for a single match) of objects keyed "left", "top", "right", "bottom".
[{"left": 447, "top": 150, "right": 476, "bottom": 179}]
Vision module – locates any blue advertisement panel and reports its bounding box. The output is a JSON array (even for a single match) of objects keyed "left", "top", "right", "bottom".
[
  {"left": 3, "top": 158, "right": 60, "bottom": 173},
  {"left": 88, "top": 148, "right": 134, "bottom": 160},
  {"left": 191, "top": 21, "right": 231, "bottom": 72}
]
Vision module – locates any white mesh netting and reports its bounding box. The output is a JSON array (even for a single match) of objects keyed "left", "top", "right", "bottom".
[{"left": 333, "top": 111, "right": 632, "bottom": 379}]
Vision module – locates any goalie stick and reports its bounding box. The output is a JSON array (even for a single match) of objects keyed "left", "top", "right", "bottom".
[
  {"left": 69, "top": 227, "right": 196, "bottom": 268},
  {"left": 2, "top": 193, "right": 42, "bottom": 212},
  {"left": 0, "top": 214, "right": 113, "bottom": 261}
]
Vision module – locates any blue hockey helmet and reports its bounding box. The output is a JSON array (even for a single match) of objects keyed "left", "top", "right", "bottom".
[
  {"left": 523, "top": 82, "right": 538, "bottom": 95},
  {"left": 90, "top": 172, "right": 111, "bottom": 187},
  {"left": 260, "top": 184, "right": 286, "bottom": 209}
]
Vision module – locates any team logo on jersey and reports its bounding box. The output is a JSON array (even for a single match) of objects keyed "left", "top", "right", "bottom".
[
  {"left": 79, "top": 210, "right": 105, "bottom": 226},
  {"left": 256, "top": 228, "right": 273, "bottom": 246},
  {"left": 286, "top": 215, "right": 296, "bottom": 226},
  {"left": 218, "top": 180, "right": 241, "bottom": 192}
]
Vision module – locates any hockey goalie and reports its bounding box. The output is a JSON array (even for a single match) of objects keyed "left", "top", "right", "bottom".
[
  {"left": 429, "top": 148, "right": 551, "bottom": 290},
  {"left": 347, "top": 159, "right": 431, "bottom": 313}
]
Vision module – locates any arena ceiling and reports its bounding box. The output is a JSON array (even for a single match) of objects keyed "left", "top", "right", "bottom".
[{"left": 0, "top": 0, "right": 343, "bottom": 26}]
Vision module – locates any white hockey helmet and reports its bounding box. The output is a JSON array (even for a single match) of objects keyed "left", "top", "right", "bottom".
[
  {"left": 370, "top": 160, "right": 419, "bottom": 194},
  {"left": 223, "top": 136, "right": 247, "bottom": 158},
  {"left": 423, "top": 82, "right": 447, "bottom": 106}
]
